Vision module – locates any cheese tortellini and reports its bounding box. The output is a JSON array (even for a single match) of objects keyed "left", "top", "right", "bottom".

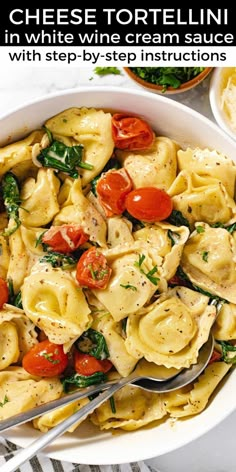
[
  {"left": 0, "top": 106, "right": 234, "bottom": 437},
  {"left": 125, "top": 287, "right": 217, "bottom": 368}
]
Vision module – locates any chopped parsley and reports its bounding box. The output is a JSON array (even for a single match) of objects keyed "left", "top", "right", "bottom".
[
  {"left": 0, "top": 395, "right": 9, "bottom": 407},
  {"left": 134, "top": 254, "right": 159, "bottom": 286},
  {"left": 41, "top": 351, "right": 60, "bottom": 364},
  {"left": 202, "top": 251, "right": 209, "bottom": 262},
  {"left": 94, "top": 67, "right": 121, "bottom": 76},
  {"left": 196, "top": 226, "right": 205, "bottom": 234},
  {"left": 109, "top": 396, "right": 116, "bottom": 413},
  {"left": 120, "top": 284, "right": 137, "bottom": 291},
  {"left": 130, "top": 67, "right": 205, "bottom": 92}
]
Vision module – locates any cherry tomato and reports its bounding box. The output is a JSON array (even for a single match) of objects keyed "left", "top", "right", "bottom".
[
  {"left": 22, "top": 340, "right": 68, "bottom": 377},
  {"left": 0, "top": 278, "right": 9, "bottom": 309},
  {"left": 125, "top": 187, "right": 173, "bottom": 223},
  {"left": 42, "top": 224, "right": 88, "bottom": 253},
  {"left": 112, "top": 114, "right": 155, "bottom": 150},
  {"left": 76, "top": 248, "right": 112, "bottom": 289},
  {"left": 74, "top": 351, "right": 112, "bottom": 376},
  {"left": 168, "top": 275, "right": 189, "bottom": 288},
  {"left": 96, "top": 168, "right": 133, "bottom": 216},
  {"left": 208, "top": 350, "right": 222, "bottom": 365}
]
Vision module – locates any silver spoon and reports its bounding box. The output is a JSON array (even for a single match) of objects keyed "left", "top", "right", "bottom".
[{"left": 0, "top": 334, "right": 214, "bottom": 472}]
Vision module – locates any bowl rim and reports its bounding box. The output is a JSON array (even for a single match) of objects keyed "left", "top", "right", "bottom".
[
  {"left": 123, "top": 67, "right": 213, "bottom": 93},
  {"left": 0, "top": 85, "right": 236, "bottom": 464},
  {"left": 209, "top": 67, "right": 236, "bottom": 140}
]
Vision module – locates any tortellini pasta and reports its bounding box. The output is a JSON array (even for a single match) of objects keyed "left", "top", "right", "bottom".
[
  {"left": 0, "top": 130, "right": 44, "bottom": 178},
  {"left": 54, "top": 177, "right": 107, "bottom": 247},
  {"left": 0, "top": 367, "right": 62, "bottom": 421},
  {"left": 90, "top": 375, "right": 166, "bottom": 431},
  {"left": 181, "top": 224, "right": 236, "bottom": 303},
  {"left": 177, "top": 147, "right": 236, "bottom": 198},
  {"left": 21, "top": 263, "right": 92, "bottom": 346},
  {"left": 0, "top": 107, "right": 234, "bottom": 437},
  {"left": 92, "top": 312, "right": 137, "bottom": 376},
  {"left": 116, "top": 137, "right": 178, "bottom": 191},
  {"left": 164, "top": 362, "right": 231, "bottom": 417},
  {"left": 0, "top": 305, "right": 37, "bottom": 369},
  {"left": 45, "top": 107, "right": 114, "bottom": 185},
  {"left": 19, "top": 169, "right": 60, "bottom": 227},
  {"left": 125, "top": 287, "right": 217, "bottom": 368},
  {"left": 168, "top": 171, "right": 236, "bottom": 228}
]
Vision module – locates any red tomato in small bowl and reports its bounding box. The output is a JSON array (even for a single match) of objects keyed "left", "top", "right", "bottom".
[
  {"left": 125, "top": 187, "right": 173, "bottom": 223},
  {"left": 112, "top": 114, "right": 155, "bottom": 150},
  {"left": 22, "top": 340, "right": 68, "bottom": 377}
]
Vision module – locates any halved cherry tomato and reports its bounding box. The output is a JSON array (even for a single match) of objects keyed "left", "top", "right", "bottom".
[
  {"left": 125, "top": 187, "right": 173, "bottom": 223},
  {"left": 112, "top": 114, "right": 155, "bottom": 150},
  {"left": 22, "top": 340, "right": 68, "bottom": 377},
  {"left": 208, "top": 349, "right": 222, "bottom": 365},
  {"left": 96, "top": 168, "right": 133, "bottom": 216},
  {"left": 0, "top": 278, "right": 9, "bottom": 309},
  {"left": 74, "top": 351, "right": 112, "bottom": 376},
  {"left": 76, "top": 248, "right": 112, "bottom": 289},
  {"left": 42, "top": 224, "right": 88, "bottom": 253}
]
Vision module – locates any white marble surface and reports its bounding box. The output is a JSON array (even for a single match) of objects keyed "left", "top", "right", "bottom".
[{"left": 0, "top": 66, "right": 235, "bottom": 471}]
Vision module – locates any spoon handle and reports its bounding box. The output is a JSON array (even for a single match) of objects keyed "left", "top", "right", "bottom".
[{"left": 0, "top": 376, "right": 131, "bottom": 472}]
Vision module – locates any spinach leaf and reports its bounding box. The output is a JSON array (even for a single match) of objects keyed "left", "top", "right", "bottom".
[
  {"left": 2, "top": 173, "right": 21, "bottom": 236},
  {"left": 62, "top": 372, "right": 106, "bottom": 392},
  {"left": 37, "top": 141, "right": 93, "bottom": 178},
  {"left": 7, "top": 278, "right": 23, "bottom": 309},
  {"left": 175, "top": 267, "right": 228, "bottom": 303},
  {"left": 94, "top": 67, "right": 121, "bottom": 76},
  {"left": 167, "top": 229, "right": 180, "bottom": 246},
  {"left": 216, "top": 341, "right": 236, "bottom": 364},
  {"left": 167, "top": 210, "right": 190, "bottom": 228},
  {"left": 75, "top": 329, "right": 109, "bottom": 360},
  {"left": 40, "top": 251, "right": 77, "bottom": 269}
]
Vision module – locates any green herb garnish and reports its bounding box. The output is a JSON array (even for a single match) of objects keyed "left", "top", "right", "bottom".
[
  {"left": 120, "top": 284, "right": 137, "bottom": 291},
  {"left": 40, "top": 251, "right": 77, "bottom": 269},
  {"left": 196, "top": 226, "right": 205, "bottom": 234},
  {"left": 167, "top": 210, "right": 190, "bottom": 228},
  {"left": 37, "top": 141, "right": 93, "bottom": 178},
  {"left": 41, "top": 352, "right": 60, "bottom": 365},
  {"left": 202, "top": 251, "right": 209, "bottom": 262},
  {"left": 211, "top": 222, "right": 236, "bottom": 234},
  {"left": 75, "top": 329, "right": 109, "bottom": 360},
  {"left": 62, "top": 372, "right": 106, "bottom": 392},
  {"left": 134, "top": 254, "right": 159, "bottom": 286},
  {"left": 216, "top": 341, "right": 236, "bottom": 364},
  {"left": 2, "top": 173, "right": 21, "bottom": 236},
  {"left": 94, "top": 67, "right": 121, "bottom": 76},
  {"left": 109, "top": 396, "right": 116, "bottom": 413},
  {"left": 0, "top": 395, "right": 9, "bottom": 407},
  {"left": 130, "top": 67, "right": 205, "bottom": 92}
]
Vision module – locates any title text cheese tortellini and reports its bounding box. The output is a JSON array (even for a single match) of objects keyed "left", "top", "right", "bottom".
[{"left": 0, "top": 106, "right": 234, "bottom": 435}]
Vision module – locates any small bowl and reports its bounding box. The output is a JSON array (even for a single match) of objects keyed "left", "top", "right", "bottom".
[
  {"left": 124, "top": 67, "right": 213, "bottom": 95},
  {"left": 209, "top": 67, "right": 236, "bottom": 140}
]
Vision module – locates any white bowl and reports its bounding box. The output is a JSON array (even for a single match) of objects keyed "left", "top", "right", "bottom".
[
  {"left": 209, "top": 67, "right": 236, "bottom": 140},
  {"left": 1, "top": 87, "right": 236, "bottom": 465}
]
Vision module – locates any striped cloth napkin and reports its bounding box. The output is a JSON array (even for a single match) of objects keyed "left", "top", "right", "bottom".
[{"left": 0, "top": 437, "right": 161, "bottom": 472}]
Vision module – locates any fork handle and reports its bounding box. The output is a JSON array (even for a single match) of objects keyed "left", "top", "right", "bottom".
[{"left": 0, "top": 376, "right": 131, "bottom": 472}]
